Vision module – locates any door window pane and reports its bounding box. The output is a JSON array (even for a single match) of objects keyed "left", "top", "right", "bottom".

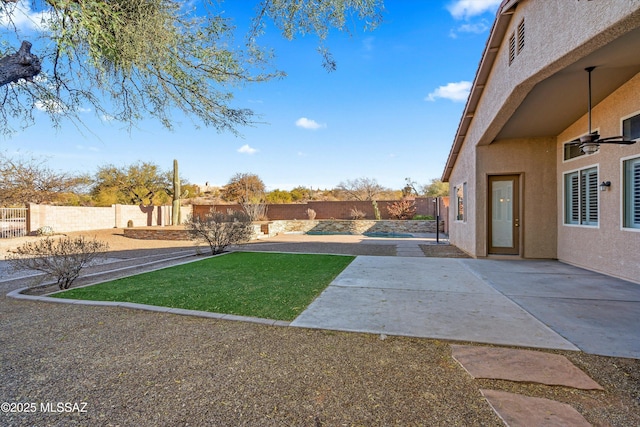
[{"left": 491, "top": 180, "right": 513, "bottom": 247}]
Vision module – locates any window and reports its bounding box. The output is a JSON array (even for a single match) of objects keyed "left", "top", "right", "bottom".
[
  {"left": 623, "top": 113, "right": 640, "bottom": 141},
  {"left": 456, "top": 183, "right": 467, "bottom": 221},
  {"left": 564, "top": 141, "right": 585, "bottom": 161},
  {"left": 564, "top": 167, "right": 598, "bottom": 226},
  {"left": 623, "top": 157, "right": 640, "bottom": 229}
]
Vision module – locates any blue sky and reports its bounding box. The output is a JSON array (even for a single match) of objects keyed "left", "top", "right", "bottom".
[{"left": 1, "top": 0, "right": 501, "bottom": 191}]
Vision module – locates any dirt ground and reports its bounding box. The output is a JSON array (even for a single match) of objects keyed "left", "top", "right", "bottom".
[{"left": 1, "top": 229, "right": 639, "bottom": 426}]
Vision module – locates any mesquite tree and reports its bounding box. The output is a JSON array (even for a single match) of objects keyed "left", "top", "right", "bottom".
[{"left": 0, "top": 0, "right": 383, "bottom": 135}]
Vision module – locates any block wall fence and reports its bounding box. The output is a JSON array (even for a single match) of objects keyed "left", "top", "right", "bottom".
[
  {"left": 194, "top": 197, "right": 449, "bottom": 226},
  {"left": 27, "top": 203, "right": 192, "bottom": 233},
  {"left": 25, "top": 198, "right": 448, "bottom": 234}
]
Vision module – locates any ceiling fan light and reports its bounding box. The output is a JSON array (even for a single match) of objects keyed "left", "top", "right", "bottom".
[{"left": 581, "top": 142, "right": 599, "bottom": 155}]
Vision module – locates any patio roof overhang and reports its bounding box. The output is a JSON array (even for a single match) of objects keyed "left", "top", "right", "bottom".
[{"left": 442, "top": 1, "right": 640, "bottom": 182}]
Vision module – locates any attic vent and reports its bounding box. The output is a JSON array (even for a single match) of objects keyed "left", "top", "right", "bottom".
[
  {"left": 508, "top": 18, "right": 525, "bottom": 66},
  {"left": 508, "top": 33, "right": 516, "bottom": 64},
  {"left": 517, "top": 18, "right": 525, "bottom": 53}
]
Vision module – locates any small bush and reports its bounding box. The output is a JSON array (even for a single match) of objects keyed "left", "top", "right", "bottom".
[
  {"left": 36, "top": 226, "right": 54, "bottom": 236},
  {"left": 186, "top": 210, "right": 253, "bottom": 255},
  {"left": 387, "top": 199, "right": 417, "bottom": 220},
  {"left": 7, "top": 236, "right": 109, "bottom": 289},
  {"left": 242, "top": 202, "right": 268, "bottom": 221},
  {"left": 350, "top": 207, "right": 366, "bottom": 220},
  {"left": 412, "top": 215, "right": 435, "bottom": 220},
  {"left": 306, "top": 208, "right": 317, "bottom": 220}
]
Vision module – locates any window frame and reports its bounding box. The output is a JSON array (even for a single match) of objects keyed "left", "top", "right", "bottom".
[
  {"left": 622, "top": 155, "right": 640, "bottom": 231},
  {"left": 563, "top": 165, "right": 599, "bottom": 227},
  {"left": 621, "top": 111, "right": 640, "bottom": 142},
  {"left": 455, "top": 182, "right": 467, "bottom": 222}
]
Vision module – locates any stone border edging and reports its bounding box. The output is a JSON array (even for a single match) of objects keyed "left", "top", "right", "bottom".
[{"left": 6, "top": 286, "right": 290, "bottom": 327}]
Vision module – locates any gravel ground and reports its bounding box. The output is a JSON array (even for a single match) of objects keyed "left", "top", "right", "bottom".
[{"left": 1, "top": 230, "right": 639, "bottom": 426}]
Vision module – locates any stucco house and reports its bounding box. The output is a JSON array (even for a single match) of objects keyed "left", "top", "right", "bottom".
[{"left": 442, "top": 0, "right": 640, "bottom": 283}]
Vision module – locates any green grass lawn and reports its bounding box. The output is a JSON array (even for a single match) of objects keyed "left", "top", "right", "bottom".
[{"left": 52, "top": 252, "right": 354, "bottom": 321}]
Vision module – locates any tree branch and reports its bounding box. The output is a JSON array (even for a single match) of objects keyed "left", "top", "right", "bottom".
[{"left": 0, "top": 41, "right": 42, "bottom": 87}]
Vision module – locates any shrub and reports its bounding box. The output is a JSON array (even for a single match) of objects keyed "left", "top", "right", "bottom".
[
  {"left": 36, "top": 226, "right": 54, "bottom": 236},
  {"left": 242, "top": 202, "right": 268, "bottom": 221},
  {"left": 350, "top": 207, "right": 366, "bottom": 220},
  {"left": 306, "top": 208, "right": 317, "bottom": 220},
  {"left": 386, "top": 199, "right": 417, "bottom": 220},
  {"left": 186, "top": 210, "right": 253, "bottom": 255},
  {"left": 7, "top": 236, "right": 109, "bottom": 289},
  {"left": 412, "top": 215, "right": 435, "bottom": 220}
]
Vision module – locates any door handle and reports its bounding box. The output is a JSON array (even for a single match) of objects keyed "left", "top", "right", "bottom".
[{"left": 514, "top": 218, "right": 519, "bottom": 227}]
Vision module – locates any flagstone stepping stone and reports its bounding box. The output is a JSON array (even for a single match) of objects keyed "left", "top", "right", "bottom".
[
  {"left": 452, "top": 345, "right": 603, "bottom": 390},
  {"left": 481, "top": 389, "right": 592, "bottom": 427}
]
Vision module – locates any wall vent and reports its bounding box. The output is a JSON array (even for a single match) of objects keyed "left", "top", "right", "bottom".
[
  {"left": 508, "top": 33, "right": 516, "bottom": 65},
  {"left": 517, "top": 18, "right": 525, "bottom": 53}
]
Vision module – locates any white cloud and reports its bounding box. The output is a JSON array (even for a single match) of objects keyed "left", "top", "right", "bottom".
[
  {"left": 237, "top": 144, "right": 258, "bottom": 155},
  {"left": 447, "top": 0, "right": 502, "bottom": 20},
  {"left": 1, "top": 0, "right": 49, "bottom": 31},
  {"left": 362, "top": 37, "right": 375, "bottom": 52},
  {"left": 450, "top": 20, "right": 490, "bottom": 38},
  {"left": 295, "top": 117, "right": 326, "bottom": 130},
  {"left": 426, "top": 81, "right": 472, "bottom": 103},
  {"left": 34, "top": 99, "right": 64, "bottom": 113}
]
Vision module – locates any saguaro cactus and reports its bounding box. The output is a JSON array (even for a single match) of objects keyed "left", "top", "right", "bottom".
[{"left": 171, "top": 159, "right": 181, "bottom": 225}]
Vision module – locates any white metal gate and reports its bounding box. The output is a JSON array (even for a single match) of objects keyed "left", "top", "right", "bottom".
[{"left": 0, "top": 208, "right": 28, "bottom": 238}]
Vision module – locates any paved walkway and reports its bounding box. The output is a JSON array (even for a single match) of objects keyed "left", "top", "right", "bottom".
[{"left": 291, "top": 256, "right": 640, "bottom": 359}]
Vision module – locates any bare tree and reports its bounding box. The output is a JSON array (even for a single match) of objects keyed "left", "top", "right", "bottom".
[
  {"left": 0, "top": 152, "right": 89, "bottom": 206},
  {"left": 336, "top": 177, "right": 386, "bottom": 201},
  {"left": 185, "top": 210, "right": 253, "bottom": 255},
  {"left": 7, "top": 236, "right": 109, "bottom": 289}
]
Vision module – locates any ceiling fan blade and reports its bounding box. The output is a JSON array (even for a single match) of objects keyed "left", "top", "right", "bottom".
[
  {"left": 596, "top": 135, "right": 625, "bottom": 142},
  {"left": 595, "top": 137, "right": 637, "bottom": 145}
]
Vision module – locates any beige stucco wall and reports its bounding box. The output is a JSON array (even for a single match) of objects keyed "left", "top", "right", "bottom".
[
  {"left": 475, "top": 138, "right": 557, "bottom": 258},
  {"left": 448, "top": 126, "right": 477, "bottom": 257},
  {"left": 469, "top": 0, "right": 640, "bottom": 147},
  {"left": 557, "top": 72, "right": 640, "bottom": 283},
  {"left": 449, "top": 136, "right": 557, "bottom": 259}
]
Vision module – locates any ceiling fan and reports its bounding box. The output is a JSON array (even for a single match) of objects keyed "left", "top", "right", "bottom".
[{"left": 568, "top": 66, "right": 636, "bottom": 155}]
